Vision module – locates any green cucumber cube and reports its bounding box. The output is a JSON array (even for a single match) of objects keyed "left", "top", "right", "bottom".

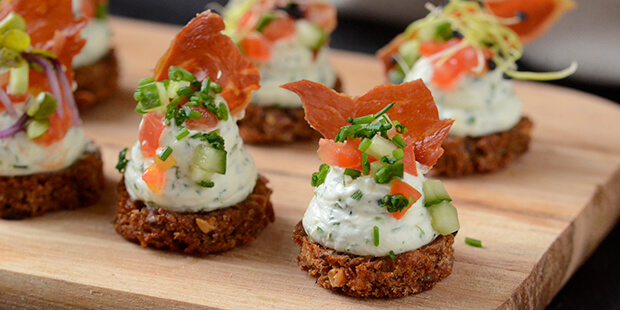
[
  {"left": 428, "top": 201, "right": 460, "bottom": 236},
  {"left": 423, "top": 180, "right": 452, "bottom": 206},
  {"left": 365, "top": 135, "right": 397, "bottom": 160},
  {"left": 296, "top": 20, "right": 327, "bottom": 51},
  {"left": 190, "top": 166, "right": 213, "bottom": 183},
  {"left": 192, "top": 145, "right": 227, "bottom": 175}
]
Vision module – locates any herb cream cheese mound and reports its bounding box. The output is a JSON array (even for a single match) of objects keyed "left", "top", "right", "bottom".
[
  {"left": 224, "top": 0, "right": 338, "bottom": 108},
  {"left": 0, "top": 0, "right": 104, "bottom": 219},
  {"left": 283, "top": 79, "right": 459, "bottom": 298},
  {"left": 71, "top": 0, "right": 112, "bottom": 69}
]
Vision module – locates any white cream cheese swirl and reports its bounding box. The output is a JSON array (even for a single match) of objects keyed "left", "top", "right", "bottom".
[
  {"left": 0, "top": 104, "right": 86, "bottom": 176},
  {"left": 251, "top": 36, "right": 337, "bottom": 108},
  {"left": 405, "top": 57, "right": 522, "bottom": 137},
  {"left": 124, "top": 95, "right": 258, "bottom": 213},
  {"left": 72, "top": 0, "right": 113, "bottom": 68},
  {"left": 303, "top": 165, "right": 438, "bottom": 257}
]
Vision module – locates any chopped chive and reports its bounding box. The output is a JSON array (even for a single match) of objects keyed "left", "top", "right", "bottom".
[
  {"left": 158, "top": 146, "right": 173, "bottom": 161},
  {"left": 198, "top": 181, "right": 215, "bottom": 188},
  {"left": 391, "top": 135, "right": 407, "bottom": 148},
  {"left": 12, "top": 164, "right": 28, "bottom": 169},
  {"left": 115, "top": 147, "right": 129, "bottom": 173},
  {"left": 379, "top": 193, "right": 411, "bottom": 213},
  {"left": 358, "top": 138, "right": 372, "bottom": 152},
  {"left": 311, "top": 164, "right": 330, "bottom": 187},
  {"left": 392, "top": 148, "right": 405, "bottom": 160},
  {"left": 175, "top": 127, "right": 190, "bottom": 140},
  {"left": 351, "top": 190, "right": 363, "bottom": 201},
  {"left": 350, "top": 114, "right": 375, "bottom": 125},
  {"left": 375, "top": 162, "right": 404, "bottom": 184},
  {"left": 374, "top": 102, "right": 395, "bottom": 119},
  {"left": 465, "top": 237, "right": 482, "bottom": 248},
  {"left": 217, "top": 103, "right": 229, "bottom": 121},
  {"left": 393, "top": 120, "right": 408, "bottom": 134},
  {"left": 344, "top": 168, "right": 361, "bottom": 179},
  {"left": 138, "top": 77, "right": 154, "bottom": 86},
  {"left": 316, "top": 226, "right": 324, "bottom": 234},
  {"left": 362, "top": 153, "right": 370, "bottom": 175},
  {"left": 389, "top": 250, "right": 397, "bottom": 261},
  {"left": 177, "top": 86, "right": 194, "bottom": 98},
  {"left": 168, "top": 66, "right": 196, "bottom": 82},
  {"left": 211, "top": 82, "right": 223, "bottom": 93},
  {"left": 189, "top": 110, "right": 202, "bottom": 120},
  {"left": 373, "top": 226, "right": 380, "bottom": 246}
]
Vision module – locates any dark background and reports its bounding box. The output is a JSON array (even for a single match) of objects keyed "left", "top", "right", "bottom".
[{"left": 108, "top": 1, "right": 619, "bottom": 309}]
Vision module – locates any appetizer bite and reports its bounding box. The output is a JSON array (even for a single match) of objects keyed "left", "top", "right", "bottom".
[
  {"left": 115, "top": 11, "right": 274, "bottom": 254},
  {"left": 223, "top": 0, "right": 340, "bottom": 143},
  {"left": 377, "top": 0, "right": 576, "bottom": 176},
  {"left": 72, "top": 0, "right": 118, "bottom": 109},
  {"left": 0, "top": 0, "right": 104, "bottom": 219},
  {"left": 283, "top": 79, "right": 459, "bottom": 298}
]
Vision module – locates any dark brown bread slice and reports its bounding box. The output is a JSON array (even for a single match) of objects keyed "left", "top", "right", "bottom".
[
  {"left": 238, "top": 78, "right": 342, "bottom": 144},
  {"left": 293, "top": 221, "right": 454, "bottom": 298},
  {"left": 432, "top": 117, "right": 533, "bottom": 177},
  {"left": 0, "top": 149, "right": 104, "bottom": 220},
  {"left": 74, "top": 49, "right": 120, "bottom": 110},
  {"left": 115, "top": 175, "right": 274, "bottom": 254}
]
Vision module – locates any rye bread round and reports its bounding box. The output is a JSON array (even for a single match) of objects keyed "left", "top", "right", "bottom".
[
  {"left": 115, "top": 175, "right": 274, "bottom": 254},
  {"left": 432, "top": 116, "right": 533, "bottom": 177},
  {"left": 0, "top": 148, "right": 104, "bottom": 220},
  {"left": 74, "top": 49, "right": 119, "bottom": 110},
  {"left": 293, "top": 221, "right": 455, "bottom": 298}
]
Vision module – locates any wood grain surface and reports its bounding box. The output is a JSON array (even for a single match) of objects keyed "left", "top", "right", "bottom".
[{"left": 1, "top": 17, "right": 619, "bottom": 309}]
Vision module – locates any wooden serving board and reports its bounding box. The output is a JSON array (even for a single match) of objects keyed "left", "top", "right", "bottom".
[{"left": 1, "top": 17, "right": 619, "bottom": 309}]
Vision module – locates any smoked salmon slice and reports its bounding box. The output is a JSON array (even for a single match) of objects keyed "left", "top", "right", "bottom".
[
  {"left": 281, "top": 79, "right": 453, "bottom": 168},
  {"left": 154, "top": 11, "right": 260, "bottom": 117}
]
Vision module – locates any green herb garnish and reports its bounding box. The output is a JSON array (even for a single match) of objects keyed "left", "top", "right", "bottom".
[
  {"left": 311, "top": 164, "right": 330, "bottom": 187},
  {"left": 158, "top": 146, "right": 173, "bottom": 161},
  {"left": 465, "top": 237, "right": 482, "bottom": 248},
  {"left": 389, "top": 250, "right": 397, "bottom": 261},
  {"left": 379, "top": 193, "right": 411, "bottom": 213},
  {"left": 191, "top": 130, "right": 225, "bottom": 151},
  {"left": 115, "top": 147, "right": 129, "bottom": 173},
  {"left": 344, "top": 168, "right": 361, "bottom": 180},
  {"left": 373, "top": 226, "right": 380, "bottom": 246},
  {"left": 351, "top": 190, "right": 363, "bottom": 201}
]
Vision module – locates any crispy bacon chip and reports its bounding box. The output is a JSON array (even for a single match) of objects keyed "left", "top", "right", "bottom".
[
  {"left": 0, "top": 0, "right": 87, "bottom": 81},
  {"left": 154, "top": 11, "right": 260, "bottom": 116},
  {"left": 281, "top": 79, "right": 453, "bottom": 168}
]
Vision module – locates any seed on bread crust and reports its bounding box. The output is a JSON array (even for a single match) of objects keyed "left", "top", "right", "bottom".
[{"left": 115, "top": 175, "right": 275, "bottom": 254}]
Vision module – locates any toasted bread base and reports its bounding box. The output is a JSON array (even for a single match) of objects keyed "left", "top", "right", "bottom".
[
  {"left": 74, "top": 49, "right": 120, "bottom": 110},
  {"left": 293, "top": 222, "right": 455, "bottom": 298},
  {"left": 432, "top": 117, "right": 533, "bottom": 177},
  {"left": 115, "top": 175, "right": 274, "bottom": 254},
  {"left": 0, "top": 149, "right": 104, "bottom": 220}
]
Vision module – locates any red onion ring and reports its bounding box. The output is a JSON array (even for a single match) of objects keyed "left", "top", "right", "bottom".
[
  {"left": 0, "top": 87, "right": 17, "bottom": 118},
  {"left": 0, "top": 112, "right": 27, "bottom": 139},
  {"left": 52, "top": 59, "right": 80, "bottom": 126}
]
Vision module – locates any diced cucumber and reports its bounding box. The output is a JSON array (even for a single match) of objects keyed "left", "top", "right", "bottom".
[
  {"left": 296, "top": 20, "right": 327, "bottom": 50},
  {"left": 427, "top": 201, "right": 460, "bottom": 236},
  {"left": 423, "top": 180, "right": 452, "bottom": 206},
  {"left": 166, "top": 80, "right": 190, "bottom": 100},
  {"left": 190, "top": 165, "right": 213, "bottom": 183},
  {"left": 369, "top": 161, "right": 384, "bottom": 176},
  {"left": 365, "top": 135, "right": 397, "bottom": 160},
  {"left": 192, "top": 145, "right": 227, "bottom": 175},
  {"left": 397, "top": 40, "right": 421, "bottom": 65},
  {"left": 155, "top": 82, "right": 170, "bottom": 107}
]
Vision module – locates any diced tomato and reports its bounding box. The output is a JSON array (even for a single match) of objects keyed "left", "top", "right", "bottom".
[
  {"left": 390, "top": 179, "right": 422, "bottom": 220},
  {"left": 304, "top": 2, "right": 337, "bottom": 33},
  {"left": 261, "top": 17, "right": 296, "bottom": 42},
  {"left": 184, "top": 106, "right": 219, "bottom": 131},
  {"left": 238, "top": 9, "right": 261, "bottom": 31},
  {"left": 139, "top": 112, "right": 165, "bottom": 158},
  {"left": 142, "top": 164, "right": 165, "bottom": 194},
  {"left": 420, "top": 38, "right": 489, "bottom": 89},
  {"left": 317, "top": 138, "right": 363, "bottom": 170},
  {"left": 239, "top": 34, "right": 272, "bottom": 63}
]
